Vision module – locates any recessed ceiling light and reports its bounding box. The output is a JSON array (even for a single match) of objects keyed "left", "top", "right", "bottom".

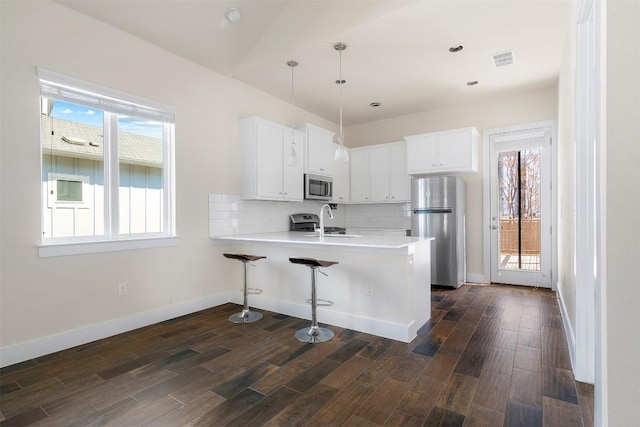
[
  {"left": 466, "top": 81, "right": 479, "bottom": 86},
  {"left": 370, "top": 102, "right": 381, "bottom": 107},
  {"left": 449, "top": 45, "right": 464, "bottom": 53}
]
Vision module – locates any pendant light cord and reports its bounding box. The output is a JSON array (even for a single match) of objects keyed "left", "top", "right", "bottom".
[
  {"left": 291, "top": 65, "right": 295, "bottom": 109},
  {"left": 339, "top": 48, "right": 344, "bottom": 144},
  {"left": 287, "top": 60, "right": 298, "bottom": 162},
  {"left": 291, "top": 63, "right": 295, "bottom": 152},
  {"left": 332, "top": 42, "right": 348, "bottom": 161}
]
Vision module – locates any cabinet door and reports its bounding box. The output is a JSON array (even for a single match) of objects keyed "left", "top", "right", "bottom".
[
  {"left": 332, "top": 143, "right": 350, "bottom": 202},
  {"left": 406, "top": 134, "right": 438, "bottom": 174},
  {"left": 306, "top": 126, "right": 334, "bottom": 176},
  {"left": 390, "top": 142, "right": 411, "bottom": 202},
  {"left": 350, "top": 150, "right": 370, "bottom": 202},
  {"left": 256, "top": 121, "right": 284, "bottom": 199},
  {"left": 436, "top": 129, "right": 471, "bottom": 169},
  {"left": 369, "top": 145, "right": 391, "bottom": 202},
  {"left": 282, "top": 130, "right": 304, "bottom": 200}
]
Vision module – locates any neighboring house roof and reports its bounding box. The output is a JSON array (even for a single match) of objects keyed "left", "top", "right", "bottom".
[{"left": 41, "top": 116, "right": 163, "bottom": 168}]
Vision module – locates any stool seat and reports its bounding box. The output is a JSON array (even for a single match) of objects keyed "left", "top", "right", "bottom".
[
  {"left": 223, "top": 253, "right": 265, "bottom": 324},
  {"left": 224, "top": 253, "right": 266, "bottom": 262},
  {"left": 289, "top": 257, "right": 338, "bottom": 268}
]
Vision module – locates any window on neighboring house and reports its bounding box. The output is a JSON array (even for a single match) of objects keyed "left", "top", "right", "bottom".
[
  {"left": 39, "top": 68, "right": 175, "bottom": 247},
  {"left": 47, "top": 173, "right": 90, "bottom": 208}
]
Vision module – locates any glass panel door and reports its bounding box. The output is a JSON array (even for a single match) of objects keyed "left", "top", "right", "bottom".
[
  {"left": 490, "top": 131, "right": 551, "bottom": 287},
  {"left": 498, "top": 148, "right": 542, "bottom": 271}
]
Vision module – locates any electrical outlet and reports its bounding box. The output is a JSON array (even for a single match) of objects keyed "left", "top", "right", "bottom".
[
  {"left": 365, "top": 283, "right": 375, "bottom": 296},
  {"left": 118, "top": 282, "right": 128, "bottom": 297}
]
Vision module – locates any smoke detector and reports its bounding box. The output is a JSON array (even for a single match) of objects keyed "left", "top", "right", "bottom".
[
  {"left": 219, "top": 7, "right": 240, "bottom": 28},
  {"left": 492, "top": 51, "right": 514, "bottom": 67},
  {"left": 226, "top": 8, "right": 241, "bottom": 24}
]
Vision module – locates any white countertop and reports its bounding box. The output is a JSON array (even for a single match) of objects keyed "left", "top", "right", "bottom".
[{"left": 211, "top": 231, "right": 432, "bottom": 250}]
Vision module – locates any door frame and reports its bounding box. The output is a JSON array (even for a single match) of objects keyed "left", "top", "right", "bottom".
[{"left": 482, "top": 120, "right": 558, "bottom": 289}]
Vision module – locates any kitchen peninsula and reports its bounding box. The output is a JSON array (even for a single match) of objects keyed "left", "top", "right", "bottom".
[{"left": 212, "top": 232, "right": 433, "bottom": 342}]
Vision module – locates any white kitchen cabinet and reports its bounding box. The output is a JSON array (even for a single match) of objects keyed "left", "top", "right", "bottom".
[
  {"left": 350, "top": 141, "right": 411, "bottom": 203},
  {"left": 405, "top": 127, "right": 480, "bottom": 174},
  {"left": 350, "top": 149, "right": 370, "bottom": 202},
  {"left": 297, "top": 123, "right": 335, "bottom": 176},
  {"left": 331, "top": 143, "right": 350, "bottom": 203},
  {"left": 389, "top": 142, "right": 411, "bottom": 202},
  {"left": 369, "top": 145, "right": 390, "bottom": 202},
  {"left": 241, "top": 116, "right": 304, "bottom": 201}
]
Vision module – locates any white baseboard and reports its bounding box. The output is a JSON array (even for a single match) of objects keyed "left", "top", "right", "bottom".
[
  {"left": 230, "top": 293, "right": 417, "bottom": 343},
  {"left": 466, "top": 273, "right": 488, "bottom": 284},
  {"left": 2, "top": 289, "right": 420, "bottom": 368},
  {"left": 0, "top": 292, "right": 231, "bottom": 368},
  {"left": 556, "top": 283, "right": 577, "bottom": 372}
]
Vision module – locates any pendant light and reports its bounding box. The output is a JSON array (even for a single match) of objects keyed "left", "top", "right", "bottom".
[
  {"left": 286, "top": 60, "right": 298, "bottom": 166},
  {"left": 333, "top": 42, "right": 349, "bottom": 161}
]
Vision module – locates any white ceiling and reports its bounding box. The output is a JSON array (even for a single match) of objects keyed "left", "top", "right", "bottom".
[{"left": 56, "top": 0, "right": 570, "bottom": 126}]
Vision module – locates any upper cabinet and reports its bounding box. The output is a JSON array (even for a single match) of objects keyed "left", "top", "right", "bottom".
[
  {"left": 350, "top": 149, "right": 370, "bottom": 202},
  {"left": 351, "top": 141, "right": 411, "bottom": 203},
  {"left": 331, "top": 143, "right": 350, "bottom": 203},
  {"left": 297, "top": 123, "right": 335, "bottom": 176},
  {"left": 241, "top": 116, "right": 304, "bottom": 201},
  {"left": 389, "top": 142, "right": 412, "bottom": 202},
  {"left": 405, "top": 127, "right": 480, "bottom": 175}
]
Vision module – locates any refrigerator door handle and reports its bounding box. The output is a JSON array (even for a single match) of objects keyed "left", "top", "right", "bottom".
[{"left": 413, "top": 208, "right": 454, "bottom": 214}]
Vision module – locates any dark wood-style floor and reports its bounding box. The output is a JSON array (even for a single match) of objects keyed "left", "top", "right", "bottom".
[{"left": 0, "top": 284, "right": 593, "bottom": 426}]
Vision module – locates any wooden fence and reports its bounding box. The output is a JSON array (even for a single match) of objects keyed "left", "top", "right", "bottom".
[{"left": 499, "top": 219, "right": 541, "bottom": 254}]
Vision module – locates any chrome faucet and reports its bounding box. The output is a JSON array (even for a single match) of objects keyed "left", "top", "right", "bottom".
[{"left": 318, "top": 204, "right": 333, "bottom": 239}]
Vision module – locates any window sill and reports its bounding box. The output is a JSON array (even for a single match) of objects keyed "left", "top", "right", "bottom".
[{"left": 38, "top": 236, "right": 178, "bottom": 258}]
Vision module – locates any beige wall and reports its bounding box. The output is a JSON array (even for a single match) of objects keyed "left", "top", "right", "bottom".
[
  {"left": 0, "top": 1, "right": 337, "bottom": 351},
  {"left": 605, "top": 0, "right": 640, "bottom": 423},
  {"left": 346, "top": 87, "right": 559, "bottom": 278}
]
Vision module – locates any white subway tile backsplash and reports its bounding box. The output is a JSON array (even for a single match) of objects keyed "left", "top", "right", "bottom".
[{"left": 208, "top": 194, "right": 410, "bottom": 237}]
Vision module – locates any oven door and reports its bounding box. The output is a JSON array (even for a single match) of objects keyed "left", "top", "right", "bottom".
[{"left": 305, "top": 174, "right": 333, "bottom": 200}]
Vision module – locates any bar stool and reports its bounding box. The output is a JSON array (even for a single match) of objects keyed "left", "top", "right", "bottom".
[
  {"left": 223, "top": 253, "right": 265, "bottom": 323},
  {"left": 289, "top": 257, "right": 337, "bottom": 343}
]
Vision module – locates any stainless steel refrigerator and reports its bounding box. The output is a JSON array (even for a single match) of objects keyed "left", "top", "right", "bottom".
[{"left": 411, "top": 176, "right": 466, "bottom": 288}]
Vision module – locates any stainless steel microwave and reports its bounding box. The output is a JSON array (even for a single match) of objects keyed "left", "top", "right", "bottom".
[{"left": 304, "top": 173, "right": 333, "bottom": 201}]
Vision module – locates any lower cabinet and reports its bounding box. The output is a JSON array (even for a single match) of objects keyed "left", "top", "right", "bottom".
[
  {"left": 241, "top": 116, "right": 304, "bottom": 201},
  {"left": 350, "top": 141, "right": 410, "bottom": 203}
]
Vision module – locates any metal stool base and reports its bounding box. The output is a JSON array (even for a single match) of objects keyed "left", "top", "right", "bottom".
[
  {"left": 229, "top": 310, "right": 263, "bottom": 324},
  {"left": 295, "top": 326, "right": 335, "bottom": 343}
]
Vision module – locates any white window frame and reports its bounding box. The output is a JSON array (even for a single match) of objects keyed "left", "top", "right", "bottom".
[{"left": 38, "top": 68, "right": 177, "bottom": 257}]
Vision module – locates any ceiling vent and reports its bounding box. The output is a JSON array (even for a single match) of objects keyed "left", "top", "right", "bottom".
[{"left": 492, "top": 51, "right": 514, "bottom": 68}]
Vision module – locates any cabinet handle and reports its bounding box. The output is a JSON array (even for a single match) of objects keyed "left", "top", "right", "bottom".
[
  {"left": 439, "top": 163, "right": 443, "bottom": 166},
  {"left": 432, "top": 163, "right": 435, "bottom": 167}
]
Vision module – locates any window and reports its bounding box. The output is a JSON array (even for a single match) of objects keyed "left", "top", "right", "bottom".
[
  {"left": 47, "top": 173, "right": 90, "bottom": 208},
  {"left": 39, "top": 68, "right": 175, "bottom": 252}
]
